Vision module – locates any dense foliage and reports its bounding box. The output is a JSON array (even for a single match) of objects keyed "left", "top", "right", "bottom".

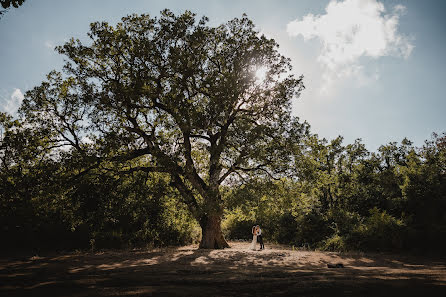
[
  {"left": 13, "top": 10, "right": 304, "bottom": 249},
  {"left": 1, "top": 11, "right": 445, "bottom": 253},
  {"left": 2, "top": 105, "right": 445, "bottom": 253},
  {"left": 0, "top": 0, "right": 25, "bottom": 18},
  {"left": 223, "top": 134, "right": 446, "bottom": 253},
  {"left": 0, "top": 112, "right": 199, "bottom": 251}
]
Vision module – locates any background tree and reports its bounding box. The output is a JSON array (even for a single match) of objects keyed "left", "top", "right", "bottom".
[
  {"left": 0, "top": 0, "right": 25, "bottom": 18},
  {"left": 1, "top": 111, "right": 198, "bottom": 252},
  {"left": 20, "top": 10, "right": 305, "bottom": 248}
]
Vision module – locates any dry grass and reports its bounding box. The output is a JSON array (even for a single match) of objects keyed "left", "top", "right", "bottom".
[{"left": 1, "top": 241, "right": 445, "bottom": 296}]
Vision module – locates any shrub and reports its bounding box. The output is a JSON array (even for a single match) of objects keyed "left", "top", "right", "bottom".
[
  {"left": 222, "top": 209, "right": 255, "bottom": 240},
  {"left": 349, "top": 207, "right": 406, "bottom": 251},
  {"left": 321, "top": 234, "right": 347, "bottom": 252}
]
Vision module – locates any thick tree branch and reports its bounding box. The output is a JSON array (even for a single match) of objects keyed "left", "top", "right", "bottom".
[
  {"left": 170, "top": 173, "right": 200, "bottom": 218},
  {"left": 105, "top": 165, "right": 171, "bottom": 174},
  {"left": 182, "top": 130, "right": 209, "bottom": 198}
]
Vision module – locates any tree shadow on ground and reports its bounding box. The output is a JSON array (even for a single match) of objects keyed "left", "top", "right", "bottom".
[{"left": 1, "top": 242, "right": 445, "bottom": 296}]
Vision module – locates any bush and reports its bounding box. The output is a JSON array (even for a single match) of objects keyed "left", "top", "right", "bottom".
[
  {"left": 291, "top": 209, "right": 332, "bottom": 248},
  {"left": 321, "top": 234, "right": 347, "bottom": 252},
  {"left": 328, "top": 209, "right": 362, "bottom": 237},
  {"left": 349, "top": 207, "right": 406, "bottom": 251},
  {"left": 222, "top": 209, "right": 255, "bottom": 240}
]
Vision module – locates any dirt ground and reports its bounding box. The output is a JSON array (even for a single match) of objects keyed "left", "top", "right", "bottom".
[{"left": 1, "top": 241, "right": 445, "bottom": 296}]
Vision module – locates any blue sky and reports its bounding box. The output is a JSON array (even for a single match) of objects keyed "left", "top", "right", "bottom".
[{"left": 1, "top": 0, "right": 445, "bottom": 151}]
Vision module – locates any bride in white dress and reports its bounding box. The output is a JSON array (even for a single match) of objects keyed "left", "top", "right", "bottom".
[{"left": 249, "top": 225, "right": 257, "bottom": 250}]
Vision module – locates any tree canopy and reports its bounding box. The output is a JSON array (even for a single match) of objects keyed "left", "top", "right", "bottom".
[
  {"left": 0, "top": 0, "right": 25, "bottom": 17},
  {"left": 19, "top": 10, "right": 305, "bottom": 248}
]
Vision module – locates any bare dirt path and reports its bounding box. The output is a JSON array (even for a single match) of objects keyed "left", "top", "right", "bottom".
[{"left": 1, "top": 241, "right": 445, "bottom": 296}]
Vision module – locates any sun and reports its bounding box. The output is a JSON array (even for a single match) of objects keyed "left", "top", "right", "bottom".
[{"left": 255, "top": 66, "right": 268, "bottom": 82}]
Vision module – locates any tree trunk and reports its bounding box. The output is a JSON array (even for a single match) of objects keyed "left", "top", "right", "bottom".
[{"left": 199, "top": 214, "right": 230, "bottom": 249}]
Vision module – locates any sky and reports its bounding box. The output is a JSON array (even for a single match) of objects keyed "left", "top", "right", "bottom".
[{"left": 1, "top": 0, "right": 445, "bottom": 151}]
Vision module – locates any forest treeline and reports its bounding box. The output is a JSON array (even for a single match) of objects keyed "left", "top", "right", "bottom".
[
  {"left": 1, "top": 110, "right": 445, "bottom": 253},
  {"left": 223, "top": 133, "right": 446, "bottom": 253}
]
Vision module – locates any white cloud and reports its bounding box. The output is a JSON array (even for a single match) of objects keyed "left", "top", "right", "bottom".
[
  {"left": 287, "top": 0, "right": 414, "bottom": 94},
  {"left": 2, "top": 88, "right": 24, "bottom": 114},
  {"left": 44, "top": 40, "right": 55, "bottom": 49},
  {"left": 393, "top": 4, "right": 407, "bottom": 15}
]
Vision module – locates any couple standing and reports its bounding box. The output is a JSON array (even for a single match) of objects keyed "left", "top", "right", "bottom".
[{"left": 249, "top": 225, "right": 265, "bottom": 250}]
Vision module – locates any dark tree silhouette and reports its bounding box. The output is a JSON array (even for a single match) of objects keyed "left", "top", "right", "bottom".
[
  {"left": 20, "top": 10, "right": 305, "bottom": 249},
  {"left": 0, "top": 0, "right": 25, "bottom": 17}
]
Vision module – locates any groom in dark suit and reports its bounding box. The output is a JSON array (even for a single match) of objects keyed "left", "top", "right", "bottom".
[{"left": 256, "top": 225, "right": 264, "bottom": 250}]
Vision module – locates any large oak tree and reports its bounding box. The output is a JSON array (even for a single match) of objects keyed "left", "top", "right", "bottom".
[{"left": 20, "top": 10, "right": 305, "bottom": 248}]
